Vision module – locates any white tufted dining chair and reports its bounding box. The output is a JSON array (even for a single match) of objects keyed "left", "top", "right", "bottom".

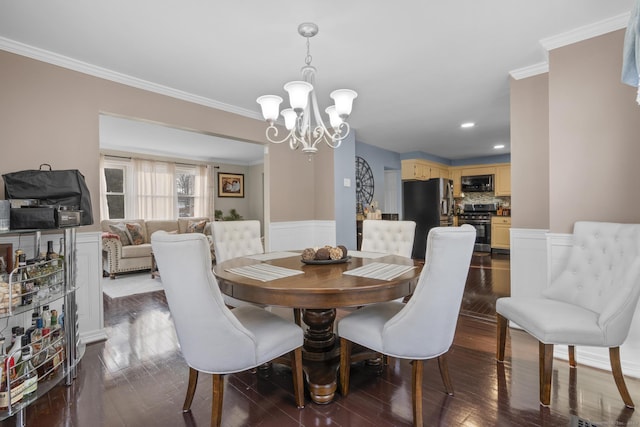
[
  {"left": 151, "top": 231, "right": 304, "bottom": 427},
  {"left": 338, "top": 225, "right": 476, "bottom": 426},
  {"left": 360, "top": 219, "right": 416, "bottom": 258},
  {"left": 496, "top": 221, "right": 640, "bottom": 408},
  {"left": 360, "top": 219, "right": 417, "bottom": 305},
  {"left": 212, "top": 220, "right": 265, "bottom": 308},
  {"left": 211, "top": 220, "right": 264, "bottom": 263}
]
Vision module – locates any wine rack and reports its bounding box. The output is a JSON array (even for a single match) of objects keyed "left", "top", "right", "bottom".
[{"left": 0, "top": 228, "right": 80, "bottom": 426}]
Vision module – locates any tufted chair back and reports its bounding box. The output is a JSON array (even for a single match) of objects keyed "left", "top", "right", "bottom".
[
  {"left": 151, "top": 231, "right": 305, "bottom": 423},
  {"left": 380, "top": 225, "right": 476, "bottom": 358},
  {"left": 212, "top": 220, "right": 264, "bottom": 263},
  {"left": 496, "top": 221, "right": 640, "bottom": 408},
  {"left": 543, "top": 221, "right": 640, "bottom": 345},
  {"left": 151, "top": 231, "right": 259, "bottom": 373},
  {"left": 360, "top": 220, "right": 416, "bottom": 258}
]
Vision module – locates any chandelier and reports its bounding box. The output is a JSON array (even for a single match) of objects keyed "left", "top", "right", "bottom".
[{"left": 256, "top": 23, "right": 357, "bottom": 156}]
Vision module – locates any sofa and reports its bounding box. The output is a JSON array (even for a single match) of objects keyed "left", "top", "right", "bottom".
[{"left": 101, "top": 217, "right": 213, "bottom": 279}]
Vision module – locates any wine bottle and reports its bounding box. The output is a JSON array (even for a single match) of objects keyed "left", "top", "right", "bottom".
[
  {"left": 41, "top": 305, "right": 51, "bottom": 329},
  {"left": 18, "top": 254, "right": 34, "bottom": 306},
  {"left": 58, "top": 238, "right": 64, "bottom": 262},
  {"left": 21, "top": 347, "right": 37, "bottom": 399},
  {"left": 45, "top": 241, "right": 57, "bottom": 261},
  {"left": 0, "top": 337, "right": 7, "bottom": 410}
]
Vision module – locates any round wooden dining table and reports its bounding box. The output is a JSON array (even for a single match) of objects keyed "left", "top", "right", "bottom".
[{"left": 213, "top": 251, "right": 423, "bottom": 404}]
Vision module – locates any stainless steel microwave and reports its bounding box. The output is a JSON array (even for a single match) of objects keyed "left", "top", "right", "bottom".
[{"left": 461, "top": 174, "right": 494, "bottom": 192}]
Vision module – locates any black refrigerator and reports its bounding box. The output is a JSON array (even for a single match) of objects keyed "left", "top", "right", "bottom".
[{"left": 403, "top": 178, "right": 454, "bottom": 259}]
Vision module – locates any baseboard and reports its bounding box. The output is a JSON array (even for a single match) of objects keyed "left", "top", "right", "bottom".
[{"left": 81, "top": 329, "right": 109, "bottom": 344}]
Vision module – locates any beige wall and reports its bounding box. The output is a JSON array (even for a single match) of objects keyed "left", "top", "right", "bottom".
[
  {"left": 267, "top": 140, "right": 334, "bottom": 221},
  {"left": 548, "top": 30, "right": 640, "bottom": 232},
  {"left": 510, "top": 73, "right": 550, "bottom": 229},
  {"left": 511, "top": 29, "right": 640, "bottom": 233},
  {"left": 0, "top": 50, "right": 329, "bottom": 229}
]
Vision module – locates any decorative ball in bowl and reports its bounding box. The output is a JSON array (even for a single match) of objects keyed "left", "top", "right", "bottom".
[{"left": 301, "top": 245, "right": 350, "bottom": 264}]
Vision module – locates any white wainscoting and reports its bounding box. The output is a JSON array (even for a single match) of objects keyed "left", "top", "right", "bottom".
[
  {"left": 76, "top": 231, "right": 107, "bottom": 343},
  {"left": 267, "top": 220, "right": 337, "bottom": 252},
  {"left": 510, "top": 228, "right": 549, "bottom": 298},
  {"left": 511, "top": 228, "right": 640, "bottom": 379},
  {"left": 0, "top": 231, "right": 107, "bottom": 345}
]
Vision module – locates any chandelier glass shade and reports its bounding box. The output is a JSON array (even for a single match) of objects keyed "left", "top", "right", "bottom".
[{"left": 256, "top": 23, "right": 357, "bottom": 156}]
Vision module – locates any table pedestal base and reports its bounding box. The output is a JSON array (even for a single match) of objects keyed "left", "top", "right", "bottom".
[{"left": 302, "top": 308, "right": 341, "bottom": 404}]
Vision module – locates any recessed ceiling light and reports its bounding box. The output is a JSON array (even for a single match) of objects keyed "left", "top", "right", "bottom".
[
  {"left": 460, "top": 122, "right": 475, "bottom": 128},
  {"left": 494, "top": 144, "right": 505, "bottom": 149}
]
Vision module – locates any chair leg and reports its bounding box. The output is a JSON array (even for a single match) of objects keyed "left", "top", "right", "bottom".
[
  {"left": 437, "top": 354, "right": 454, "bottom": 396},
  {"left": 211, "top": 374, "right": 224, "bottom": 427},
  {"left": 609, "top": 347, "right": 635, "bottom": 409},
  {"left": 183, "top": 367, "right": 199, "bottom": 412},
  {"left": 568, "top": 345, "right": 576, "bottom": 368},
  {"left": 539, "top": 342, "right": 553, "bottom": 406},
  {"left": 291, "top": 347, "right": 305, "bottom": 408},
  {"left": 339, "top": 338, "right": 352, "bottom": 396},
  {"left": 496, "top": 314, "right": 508, "bottom": 362},
  {"left": 293, "top": 308, "right": 302, "bottom": 326},
  {"left": 412, "top": 359, "right": 424, "bottom": 427}
]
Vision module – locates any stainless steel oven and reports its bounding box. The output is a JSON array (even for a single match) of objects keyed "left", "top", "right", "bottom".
[{"left": 458, "top": 203, "right": 497, "bottom": 252}]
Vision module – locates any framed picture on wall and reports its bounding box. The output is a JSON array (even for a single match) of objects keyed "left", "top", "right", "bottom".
[{"left": 218, "top": 172, "right": 244, "bottom": 198}]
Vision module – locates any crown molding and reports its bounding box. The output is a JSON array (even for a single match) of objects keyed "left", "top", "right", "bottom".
[
  {"left": 509, "top": 12, "right": 630, "bottom": 80},
  {"left": 509, "top": 62, "right": 549, "bottom": 80},
  {"left": 0, "top": 36, "right": 263, "bottom": 121},
  {"left": 540, "top": 12, "right": 630, "bottom": 51}
]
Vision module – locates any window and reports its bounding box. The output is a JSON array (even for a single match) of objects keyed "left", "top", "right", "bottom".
[
  {"left": 104, "top": 167, "right": 124, "bottom": 219},
  {"left": 104, "top": 159, "right": 133, "bottom": 219},
  {"left": 176, "top": 166, "right": 196, "bottom": 217},
  {"left": 100, "top": 156, "right": 211, "bottom": 220}
]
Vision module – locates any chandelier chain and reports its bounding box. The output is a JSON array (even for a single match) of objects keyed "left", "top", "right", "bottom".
[{"left": 305, "top": 36, "right": 312, "bottom": 66}]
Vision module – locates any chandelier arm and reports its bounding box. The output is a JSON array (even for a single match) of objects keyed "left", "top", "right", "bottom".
[
  {"left": 308, "top": 88, "right": 351, "bottom": 149},
  {"left": 265, "top": 125, "right": 298, "bottom": 146},
  {"left": 299, "top": 105, "right": 312, "bottom": 150},
  {"left": 323, "top": 122, "right": 349, "bottom": 149},
  {"left": 308, "top": 89, "right": 336, "bottom": 150}
]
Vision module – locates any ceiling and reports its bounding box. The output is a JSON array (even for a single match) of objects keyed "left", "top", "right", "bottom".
[
  {"left": 99, "top": 114, "right": 265, "bottom": 165},
  {"left": 0, "top": 1, "right": 634, "bottom": 162}
]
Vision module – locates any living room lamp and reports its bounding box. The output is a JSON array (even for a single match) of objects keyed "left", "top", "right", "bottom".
[{"left": 256, "top": 22, "right": 357, "bottom": 158}]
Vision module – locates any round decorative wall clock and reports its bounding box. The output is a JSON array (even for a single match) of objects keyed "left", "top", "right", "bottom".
[{"left": 355, "top": 156, "right": 374, "bottom": 211}]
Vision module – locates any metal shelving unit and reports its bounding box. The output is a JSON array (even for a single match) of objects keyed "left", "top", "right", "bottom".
[{"left": 0, "top": 228, "right": 80, "bottom": 426}]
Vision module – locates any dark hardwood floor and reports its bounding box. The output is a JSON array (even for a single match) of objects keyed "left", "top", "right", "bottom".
[{"left": 3, "top": 253, "right": 639, "bottom": 426}]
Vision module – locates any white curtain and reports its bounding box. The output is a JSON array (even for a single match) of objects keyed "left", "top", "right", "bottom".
[
  {"left": 133, "top": 159, "right": 176, "bottom": 219},
  {"left": 98, "top": 155, "right": 110, "bottom": 220},
  {"left": 194, "top": 164, "right": 214, "bottom": 219}
]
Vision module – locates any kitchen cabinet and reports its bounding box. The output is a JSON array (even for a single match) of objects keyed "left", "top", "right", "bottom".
[
  {"left": 403, "top": 160, "right": 510, "bottom": 198},
  {"left": 495, "top": 165, "right": 511, "bottom": 196},
  {"left": 491, "top": 216, "right": 511, "bottom": 250},
  {"left": 401, "top": 160, "right": 426, "bottom": 180},
  {"left": 450, "top": 169, "right": 462, "bottom": 197},
  {"left": 461, "top": 166, "right": 496, "bottom": 177},
  {"left": 401, "top": 160, "right": 448, "bottom": 181}
]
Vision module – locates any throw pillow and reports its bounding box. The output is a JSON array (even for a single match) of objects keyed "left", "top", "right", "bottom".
[
  {"left": 108, "top": 223, "right": 132, "bottom": 246},
  {"left": 187, "top": 219, "right": 207, "bottom": 234},
  {"left": 126, "top": 223, "right": 145, "bottom": 245}
]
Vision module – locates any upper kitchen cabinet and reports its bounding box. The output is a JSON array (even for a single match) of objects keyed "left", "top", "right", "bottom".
[
  {"left": 495, "top": 164, "right": 511, "bottom": 196},
  {"left": 451, "top": 169, "right": 463, "bottom": 197},
  {"left": 401, "top": 159, "right": 448, "bottom": 181}
]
